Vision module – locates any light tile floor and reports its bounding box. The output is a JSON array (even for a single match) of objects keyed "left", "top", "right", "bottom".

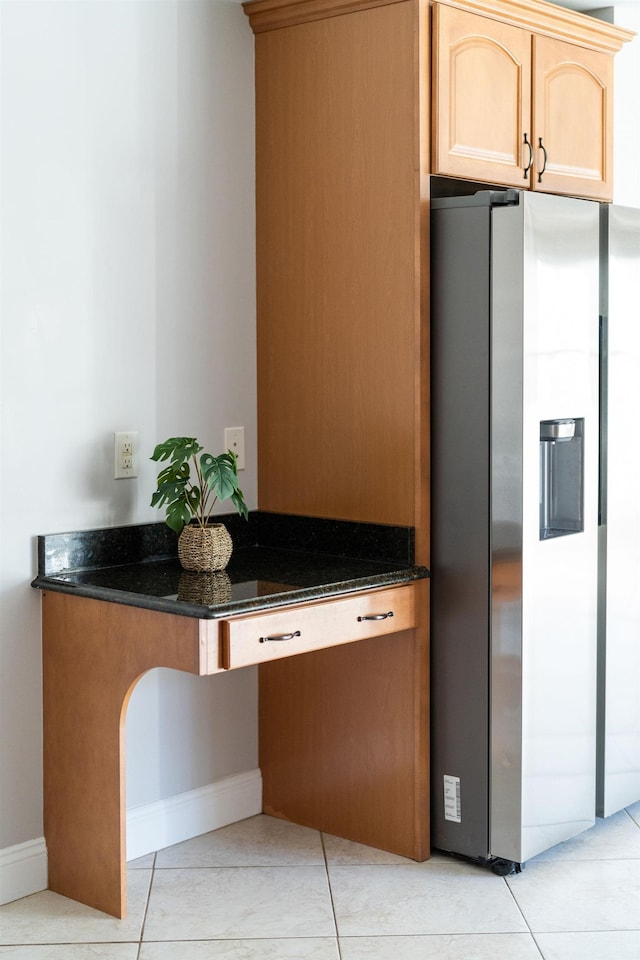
[{"left": 1, "top": 802, "right": 639, "bottom": 959}]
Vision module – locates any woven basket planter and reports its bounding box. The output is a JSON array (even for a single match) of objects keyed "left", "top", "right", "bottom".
[{"left": 178, "top": 523, "right": 233, "bottom": 572}]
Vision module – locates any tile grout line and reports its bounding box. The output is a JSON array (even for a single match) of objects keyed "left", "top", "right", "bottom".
[
  {"left": 320, "top": 832, "right": 343, "bottom": 959},
  {"left": 503, "top": 875, "right": 547, "bottom": 960},
  {"left": 623, "top": 807, "right": 640, "bottom": 832},
  {"left": 136, "top": 850, "right": 157, "bottom": 954}
]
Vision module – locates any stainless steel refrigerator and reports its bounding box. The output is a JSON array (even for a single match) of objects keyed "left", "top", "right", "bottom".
[
  {"left": 430, "top": 189, "right": 600, "bottom": 872},
  {"left": 597, "top": 204, "right": 640, "bottom": 818}
]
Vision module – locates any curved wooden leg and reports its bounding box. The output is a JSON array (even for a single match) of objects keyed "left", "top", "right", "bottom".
[{"left": 42, "top": 592, "right": 202, "bottom": 917}]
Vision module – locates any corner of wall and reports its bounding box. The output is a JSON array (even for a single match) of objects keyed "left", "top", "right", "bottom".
[{"left": 0, "top": 838, "right": 48, "bottom": 907}]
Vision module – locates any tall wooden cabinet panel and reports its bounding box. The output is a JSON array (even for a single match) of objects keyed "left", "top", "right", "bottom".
[
  {"left": 244, "top": 0, "right": 431, "bottom": 864},
  {"left": 247, "top": 0, "right": 430, "bottom": 541},
  {"left": 532, "top": 36, "right": 612, "bottom": 200},
  {"left": 432, "top": 0, "right": 632, "bottom": 200},
  {"left": 433, "top": 4, "right": 532, "bottom": 188}
]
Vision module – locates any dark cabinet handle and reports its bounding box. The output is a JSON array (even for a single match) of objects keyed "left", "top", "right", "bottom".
[
  {"left": 357, "top": 611, "right": 394, "bottom": 622},
  {"left": 259, "top": 630, "right": 301, "bottom": 643},
  {"left": 523, "top": 133, "right": 533, "bottom": 178},
  {"left": 537, "top": 137, "right": 548, "bottom": 182}
]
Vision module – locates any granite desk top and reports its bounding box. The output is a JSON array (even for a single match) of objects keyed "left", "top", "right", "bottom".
[{"left": 32, "top": 512, "right": 429, "bottom": 620}]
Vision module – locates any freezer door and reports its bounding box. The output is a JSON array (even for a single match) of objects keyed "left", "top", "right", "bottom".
[
  {"left": 490, "top": 191, "right": 600, "bottom": 863},
  {"left": 597, "top": 205, "right": 640, "bottom": 817}
]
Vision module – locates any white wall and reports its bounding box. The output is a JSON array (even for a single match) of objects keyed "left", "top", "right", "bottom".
[
  {"left": 612, "top": 4, "right": 640, "bottom": 206},
  {"left": 588, "top": 4, "right": 640, "bottom": 204},
  {"left": 0, "top": 0, "right": 257, "bottom": 894}
]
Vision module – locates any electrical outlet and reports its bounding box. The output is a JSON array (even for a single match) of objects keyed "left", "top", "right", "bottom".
[
  {"left": 114, "top": 431, "right": 138, "bottom": 479},
  {"left": 224, "top": 427, "right": 245, "bottom": 470}
]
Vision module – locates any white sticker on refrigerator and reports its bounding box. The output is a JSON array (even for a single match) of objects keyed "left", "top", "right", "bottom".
[{"left": 443, "top": 775, "right": 462, "bottom": 822}]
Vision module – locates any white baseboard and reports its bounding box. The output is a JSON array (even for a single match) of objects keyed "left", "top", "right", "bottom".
[
  {"left": 0, "top": 837, "right": 48, "bottom": 906},
  {"left": 0, "top": 770, "right": 262, "bottom": 905},
  {"left": 126, "top": 768, "right": 263, "bottom": 861}
]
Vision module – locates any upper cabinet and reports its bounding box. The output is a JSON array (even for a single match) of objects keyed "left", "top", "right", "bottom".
[{"left": 432, "top": 0, "right": 633, "bottom": 200}]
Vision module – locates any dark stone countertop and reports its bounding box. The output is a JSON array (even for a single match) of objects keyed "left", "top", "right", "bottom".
[{"left": 32, "top": 512, "right": 429, "bottom": 620}]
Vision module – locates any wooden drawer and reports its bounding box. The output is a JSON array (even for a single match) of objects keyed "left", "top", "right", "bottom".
[{"left": 220, "top": 583, "right": 417, "bottom": 669}]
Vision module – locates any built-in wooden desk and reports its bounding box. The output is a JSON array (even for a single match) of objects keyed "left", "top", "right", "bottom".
[{"left": 33, "top": 515, "right": 430, "bottom": 918}]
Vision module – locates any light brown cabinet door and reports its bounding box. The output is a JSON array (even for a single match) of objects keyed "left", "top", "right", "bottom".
[
  {"left": 220, "top": 584, "right": 416, "bottom": 669},
  {"left": 433, "top": 4, "right": 532, "bottom": 188},
  {"left": 532, "top": 35, "right": 613, "bottom": 200}
]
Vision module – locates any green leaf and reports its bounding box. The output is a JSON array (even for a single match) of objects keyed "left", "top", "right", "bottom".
[
  {"left": 165, "top": 499, "right": 192, "bottom": 534},
  {"left": 231, "top": 488, "right": 249, "bottom": 521},
  {"left": 186, "top": 487, "right": 201, "bottom": 512},
  {"left": 153, "top": 477, "right": 188, "bottom": 503},
  {"left": 156, "top": 461, "right": 190, "bottom": 486},
  {"left": 200, "top": 453, "right": 238, "bottom": 501},
  {"left": 150, "top": 437, "right": 202, "bottom": 468},
  {"left": 150, "top": 490, "right": 165, "bottom": 509}
]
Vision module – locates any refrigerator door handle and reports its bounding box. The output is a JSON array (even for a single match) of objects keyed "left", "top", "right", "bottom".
[{"left": 599, "top": 313, "right": 608, "bottom": 527}]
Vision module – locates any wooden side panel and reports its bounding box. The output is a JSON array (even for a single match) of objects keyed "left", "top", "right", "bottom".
[
  {"left": 255, "top": 2, "right": 419, "bottom": 525},
  {"left": 259, "top": 581, "right": 430, "bottom": 859},
  {"left": 42, "top": 593, "right": 201, "bottom": 918},
  {"left": 199, "top": 619, "right": 225, "bottom": 674},
  {"left": 533, "top": 36, "right": 613, "bottom": 200},
  {"left": 417, "top": 0, "right": 431, "bottom": 569},
  {"left": 432, "top": 4, "right": 532, "bottom": 187}
]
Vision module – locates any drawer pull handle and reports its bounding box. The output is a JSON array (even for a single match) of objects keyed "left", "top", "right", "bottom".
[
  {"left": 357, "top": 611, "right": 394, "bottom": 622},
  {"left": 259, "top": 630, "right": 301, "bottom": 643}
]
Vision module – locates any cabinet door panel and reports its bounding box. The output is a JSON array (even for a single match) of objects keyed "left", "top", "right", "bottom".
[
  {"left": 533, "top": 36, "right": 612, "bottom": 200},
  {"left": 433, "top": 5, "right": 531, "bottom": 187}
]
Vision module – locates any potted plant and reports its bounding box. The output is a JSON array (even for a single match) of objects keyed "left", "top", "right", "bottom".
[{"left": 150, "top": 436, "right": 248, "bottom": 572}]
